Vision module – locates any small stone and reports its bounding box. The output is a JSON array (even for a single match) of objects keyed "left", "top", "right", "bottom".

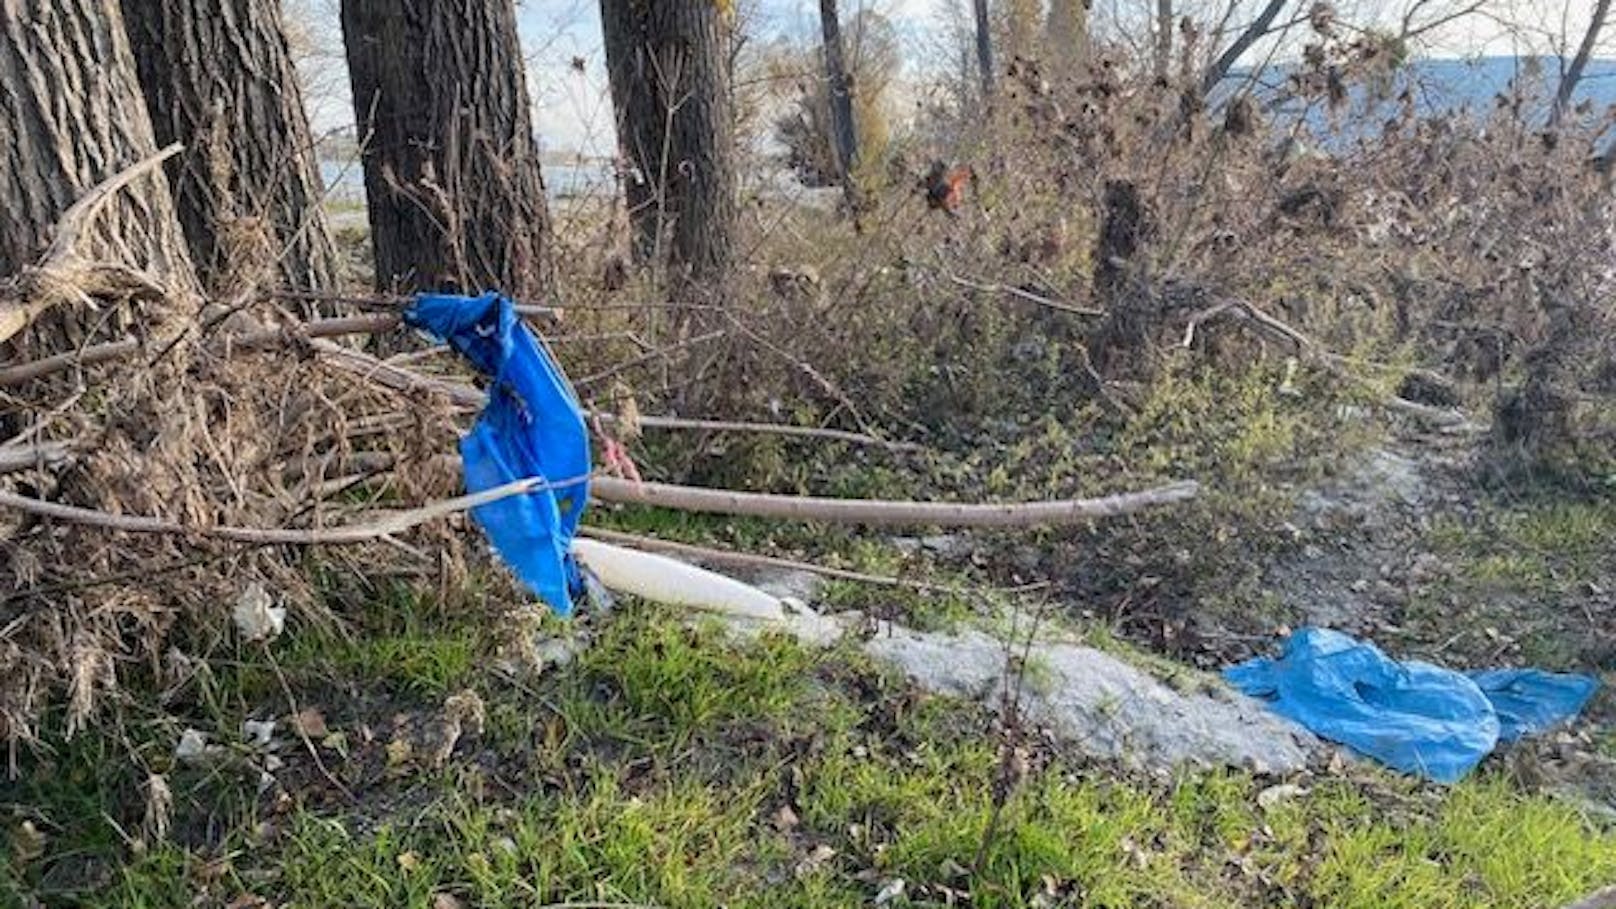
[
  {"left": 794, "top": 844, "right": 837, "bottom": 878},
  {"left": 242, "top": 719, "right": 276, "bottom": 748},
  {"left": 175, "top": 728, "right": 210, "bottom": 765},
  {"left": 874, "top": 878, "right": 907, "bottom": 905},
  {"left": 774, "top": 805, "right": 800, "bottom": 831},
  {"left": 290, "top": 708, "right": 328, "bottom": 739},
  {"left": 1257, "top": 783, "right": 1309, "bottom": 809}
]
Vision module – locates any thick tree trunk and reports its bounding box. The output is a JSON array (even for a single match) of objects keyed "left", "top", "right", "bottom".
[
  {"left": 1007, "top": 0, "right": 1038, "bottom": 58},
  {"left": 0, "top": 0, "right": 195, "bottom": 343},
  {"left": 819, "top": 0, "right": 859, "bottom": 199},
  {"left": 1550, "top": 0, "right": 1612, "bottom": 129},
  {"left": 972, "top": 0, "right": 994, "bottom": 97},
  {"left": 600, "top": 0, "right": 737, "bottom": 289},
  {"left": 0, "top": 0, "right": 190, "bottom": 282},
  {"left": 122, "top": 0, "right": 339, "bottom": 295},
  {"left": 339, "top": 0, "right": 549, "bottom": 302},
  {"left": 1046, "top": 0, "right": 1089, "bottom": 73}
]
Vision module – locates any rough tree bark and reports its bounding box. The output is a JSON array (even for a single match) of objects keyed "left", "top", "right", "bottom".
[
  {"left": 1007, "top": 0, "right": 1039, "bottom": 58},
  {"left": 0, "top": 0, "right": 195, "bottom": 344},
  {"left": 1046, "top": 0, "right": 1089, "bottom": 74},
  {"left": 122, "top": 0, "right": 340, "bottom": 295},
  {"left": 599, "top": 0, "right": 737, "bottom": 289},
  {"left": 339, "top": 0, "right": 549, "bottom": 302},
  {"left": 972, "top": 0, "right": 995, "bottom": 97},
  {"left": 819, "top": 0, "right": 859, "bottom": 200},
  {"left": 1550, "top": 0, "right": 1612, "bottom": 129}
]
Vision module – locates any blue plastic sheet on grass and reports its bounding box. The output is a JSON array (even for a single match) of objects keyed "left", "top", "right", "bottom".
[
  {"left": 1224, "top": 628, "right": 1598, "bottom": 783},
  {"left": 404, "top": 291, "right": 590, "bottom": 616}
]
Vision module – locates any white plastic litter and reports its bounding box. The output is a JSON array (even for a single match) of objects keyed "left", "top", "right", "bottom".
[{"left": 232, "top": 583, "right": 285, "bottom": 643}]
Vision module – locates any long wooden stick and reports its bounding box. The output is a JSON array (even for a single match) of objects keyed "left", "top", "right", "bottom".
[
  {"left": 579, "top": 526, "right": 970, "bottom": 592},
  {"left": 0, "top": 338, "right": 140, "bottom": 387},
  {"left": 590, "top": 476, "right": 1199, "bottom": 527},
  {"left": 0, "top": 473, "right": 588, "bottom": 545}
]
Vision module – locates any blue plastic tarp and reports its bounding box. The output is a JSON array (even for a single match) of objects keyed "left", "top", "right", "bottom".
[
  {"left": 1225, "top": 628, "right": 1599, "bottom": 783},
  {"left": 405, "top": 291, "right": 591, "bottom": 616}
]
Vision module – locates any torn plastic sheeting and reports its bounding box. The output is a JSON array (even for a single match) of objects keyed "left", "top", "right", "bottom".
[
  {"left": 404, "top": 292, "right": 591, "bottom": 615},
  {"left": 1224, "top": 628, "right": 1598, "bottom": 783}
]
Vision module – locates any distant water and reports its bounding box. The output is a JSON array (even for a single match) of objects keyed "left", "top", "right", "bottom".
[{"left": 319, "top": 159, "right": 614, "bottom": 206}]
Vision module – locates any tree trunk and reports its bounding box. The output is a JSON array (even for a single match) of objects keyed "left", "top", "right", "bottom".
[
  {"left": 972, "top": 0, "right": 995, "bottom": 97},
  {"left": 1154, "top": 0, "right": 1174, "bottom": 82},
  {"left": 0, "top": 0, "right": 195, "bottom": 342},
  {"left": 122, "top": 0, "right": 339, "bottom": 297},
  {"left": 1007, "top": 0, "right": 1038, "bottom": 58},
  {"left": 339, "top": 0, "right": 550, "bottom": 303},
  {"left": 1046, "top": 0, "right": 1089, "bottom": 74},
  {"left": 599, "top": 0, "right": 737, "bottom": 289},
  {"left": 1550, "top": 0, "right": 1612, "bottom": 129},
  {"left": 819, "top": 0, "right": 859, "bottom": 201}
]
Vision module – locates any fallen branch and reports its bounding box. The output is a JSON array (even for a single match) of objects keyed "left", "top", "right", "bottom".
[
  {"left": 1179, "top": 297, "right": 1479, "bottom": 430},
  {"left": 591, "top": 412, "right": 923, "bottom": 452},
  {"left": 232, "top": 313, "right": 402, "bottom": 348},
  {"left": 260, "top": 288, "right": 558, "bottom": 319},
  {"left": 0, "top": 144, "right": 183, "bottom": 344},
  {"left": 590, "top": 477, "right": 1200, "bottom": 527},
  {"left": 0, "top": 441, "right": 74, "bottom": 474},
  {"left": 0, "top": 473, "right": 589, "bottom": 545},
  {"left": 580, "top": 526, "right": 974, "bottom": 592},
  {"left": 1180, "top": 298, "right": 1309, "bottom": 351},
  {"left": 0, "top": 338, "right": 139, "bottom": 387},
  {"left": 309, "top": 338, "right": 483, "bottom": 407},
  {"left": 946, "top": 272, "right": 1106, "bottom": 317}
]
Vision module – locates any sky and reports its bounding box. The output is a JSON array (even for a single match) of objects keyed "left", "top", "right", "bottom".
[{"left": 296, "top": 1, "right": 1612, "bottom": 157}]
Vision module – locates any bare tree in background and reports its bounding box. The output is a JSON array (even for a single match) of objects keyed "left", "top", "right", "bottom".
[
  {"left": 0, "top": 0, "right": 195, "bottom": 342},
  {"left": 820, "top": 0, "right": 860, "bottom": 201},
  {"left": 339, "top": 0, "right": 550, "bottom": 302},
  {"left": 1200, "top": 0, "right": 1289, "bottom": 97},
  {"left": 973, "top": 0, "right": 995, "bottom": 96},
  {"left": 1549, "top": 0, "right": 1612, "bottom": 129},
  {"left": 123, "top": 0, "right": 339, "bottom": 295},
  {"left": 600, "top": 0, "right": 737, "bottom": 291},
  {"left": 1154, "top": 0, "right": 1174, "bottom": 81}
]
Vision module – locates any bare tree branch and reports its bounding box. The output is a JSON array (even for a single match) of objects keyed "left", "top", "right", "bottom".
[{"left": 1201, "top": 0, "right": 1289, "bottom": 97}]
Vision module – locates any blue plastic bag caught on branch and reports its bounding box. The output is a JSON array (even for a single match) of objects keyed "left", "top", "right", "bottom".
[
  {"left": 405, "top": 292, "right": 591, "bottom": 615},
  {"left": 1225, "top": 628, "right": 1598, "bottom": 783}
]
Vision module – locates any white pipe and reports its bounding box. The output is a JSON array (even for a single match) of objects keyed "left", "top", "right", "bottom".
[{"left": 572, "top": 538, "right": 788, "bottom": 623}]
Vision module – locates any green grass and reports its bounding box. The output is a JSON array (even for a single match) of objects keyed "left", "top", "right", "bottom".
[
  {"left": 6, "top": 594, "right": 1614, "bottom": 909},
  {"left": 1410, "top": 494, "right": 1616, "bottom": 667},
  {"left": 6, "top": 355, "right": 1612, "bottom": 909}
]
